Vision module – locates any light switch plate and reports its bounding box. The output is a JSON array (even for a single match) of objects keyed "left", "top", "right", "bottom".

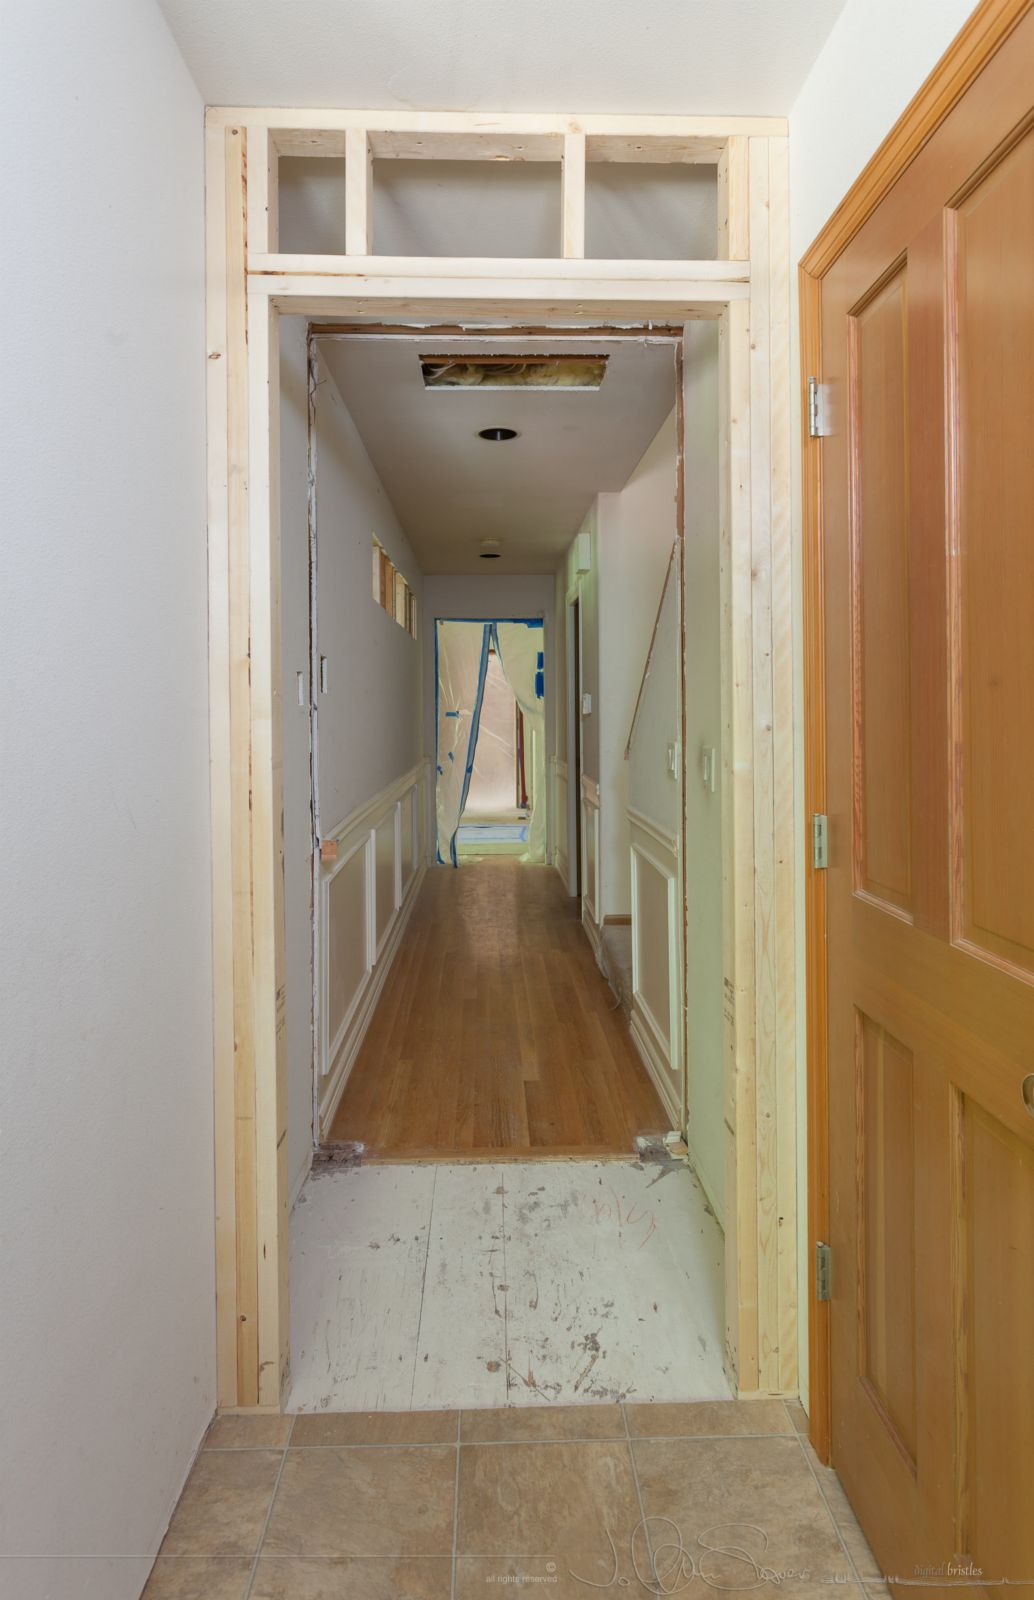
[{"left": 581, "top": 692, "right": 592, "bottom": 715}]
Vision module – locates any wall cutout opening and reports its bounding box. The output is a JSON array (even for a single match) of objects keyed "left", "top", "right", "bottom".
[
  {"left": 371, "top": 535, "right": 417, "bottom": 637},
  {"left": 420, "top": 355, "right": 609, "bottom": 391}
]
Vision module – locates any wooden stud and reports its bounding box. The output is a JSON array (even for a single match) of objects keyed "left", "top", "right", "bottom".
[
  {"left": 205, "top": 121, "right": 239, "bottom": 1411},
  {"left": 345, "top": 127, "right": 373, "bottom": 256},
  {"left": 225, "top": 125, "right": 260, "bottom": 1407},
  {"left": 561, "top": 132, "right": 586, "bottom": 259},
  {"left": 717, "top": 136, "right": 750, "bottom": 262},
  {"left": 248, "top": 253, "right": 749, "bottom": 286},
  {"left": 207, "top": 105, "right": 788, "bottom": 140},
  {"left": 722, "top": 292, "right": 759, "bottom": 1393},
  {"left": 246, "top": 124, "right": 278, "bottom": 254},
  {"left": 246, "top": 288, "right": 290, "bottom": 1407}
]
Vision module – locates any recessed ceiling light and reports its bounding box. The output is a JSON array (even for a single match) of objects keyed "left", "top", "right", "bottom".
[{"left": 478, "top": 427, "right": 519, "bottom": 442}]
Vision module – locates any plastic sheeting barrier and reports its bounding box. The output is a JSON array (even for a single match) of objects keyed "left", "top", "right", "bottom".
[{"left": 435, "top": 617, "right": 545, "bottom": 866}]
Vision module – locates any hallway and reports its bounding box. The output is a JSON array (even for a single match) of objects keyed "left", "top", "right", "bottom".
[{"left": 329, "top": 859, "right": 667, "bottom": 1159}]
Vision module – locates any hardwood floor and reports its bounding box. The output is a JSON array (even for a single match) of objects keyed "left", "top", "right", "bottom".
[{"left": 328, "top": 858, "right": 667, "bottom": 1159}]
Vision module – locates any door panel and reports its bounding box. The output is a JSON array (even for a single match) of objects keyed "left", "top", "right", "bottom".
[
  {"left": 957, "top": 1101, "right": 1034, "bottom": 1587},
  {"left": 954, "top": 125, "right": 1034, "bottom": 976},
  {"left": 851, "top": 267, "right": 913, "bottom": 915},
  {"left": 820, "top": 15, "right": 1034, "bottom": 1596},
  {"left": 856, "top": 1010, "right": 918, "bottom": 1465}
]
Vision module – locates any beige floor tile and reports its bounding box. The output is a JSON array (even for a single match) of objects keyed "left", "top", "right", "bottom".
[
  {"left": 802, "top": 1446, "right": 883, "bottom": 1582},
  {"left": 460, "top": 1403, "right": 624, "bottom": 1442},
  {"left": 454, "top": 1556, "right": 622, "bottom": 1600},
  {"left": 263, "top": 1446, "right": 456, "bottom": 1557},
  {"left": 290, "top": 1411, "right": 456, "bottom": 1446},
  {"left": 159, "top": 1450, "right": 283, "bottom": 1557},
  {"left": 633, "top": 1435, "right": 852, "bottom": 1588},
  {"left": 141, "top": 1556, "right": 254, "bottom": 1597},
  {"left": 625, "top": 1399, "right": 793, "bottom": 1438},
  {"left": 205, "top": 1413, "right": 294, "bottom": 1450},
  {"left": 251, "top": 1555, "right": 453, "bottom": 1598},
  {"left": 457, "top": 1440, "right": 641, "bottom": 1588}
]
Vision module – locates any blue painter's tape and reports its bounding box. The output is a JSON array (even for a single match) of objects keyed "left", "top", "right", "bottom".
[
  {"left": 445, "top": 709, "right": 460, "bottom": 717},
  {"left": 534, "top": 670, "right": 544, "bottom": 699}
]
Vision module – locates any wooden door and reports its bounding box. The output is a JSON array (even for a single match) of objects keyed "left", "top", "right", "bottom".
[{"left": 821, "top": 15, "right": 1034, "bottom": 1596}]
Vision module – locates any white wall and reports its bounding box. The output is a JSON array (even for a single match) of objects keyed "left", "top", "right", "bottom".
[
  {"left": 787, "top": 0, "right": 975, "bottom": 1409},
  {"left": 0, "top": 4, "right": 212, "bottom": 1597},
  {"left": 314, "top": 352, "right": 424, "bottom": 833},
  {"left": 280, "top": 318, "right": 316, "bottom": 1202},
  {"left": 598, "top": 410, "right": 679, "bottom": 915},
  {"left": 281, "top": 339, "right": 425, "bottom": 1196},
  {"left": 788, "top": 0, "right": 975, "bottom": 263}
]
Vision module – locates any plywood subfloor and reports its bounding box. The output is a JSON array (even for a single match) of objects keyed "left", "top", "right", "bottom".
[
  {"left": 288, "top": 1158, "right": 729, "bottom": 1412},
  {"left": 328, "top": 859, "right": 668, "bottom": 1159}
]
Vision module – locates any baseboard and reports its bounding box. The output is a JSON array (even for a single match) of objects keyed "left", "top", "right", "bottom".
[
  {"left": 319, "top": 861, "right": 427, "bottom": 1138},
  {"left": 629, "top": 1002, "right": 680, "bottom": 1128},
  {"left": 554, "top": 850, "right": 570, "bottom": 891},
  {"left": 581, "top": 899, "right": 602, "bottom": 960}
]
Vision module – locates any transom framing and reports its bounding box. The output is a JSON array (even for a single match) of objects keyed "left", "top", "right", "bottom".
[{"left": 205, "top": 106, "right": 796, "bottom": 1411}]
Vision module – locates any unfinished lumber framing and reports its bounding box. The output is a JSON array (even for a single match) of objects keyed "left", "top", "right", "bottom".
[{"left": 205, "top": 107, "right": 795, "bottom": 1409}]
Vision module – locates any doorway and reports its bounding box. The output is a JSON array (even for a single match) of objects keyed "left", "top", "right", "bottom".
[
  {"left": 282, "top": 319, "right": 737, "bottom": 1409},
  {"left": 206, "top": 107, "right": 795, "bottom": 1411}
]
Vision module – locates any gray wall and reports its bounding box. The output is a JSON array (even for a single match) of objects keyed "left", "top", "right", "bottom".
[
  {"left": 0, "top": 2, "right": 214, "bottom": 1593},
  {"left": 280, "top": 334, "right": 425, "bottom": 1197}
]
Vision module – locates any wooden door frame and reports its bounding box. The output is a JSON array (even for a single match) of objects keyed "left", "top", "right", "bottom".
[
  {"left": 206, "top": 106, "right": 796, "bottom": 1410},
  {"left": 799, "top": 0, "right": 1034, "bottom": 1463}
]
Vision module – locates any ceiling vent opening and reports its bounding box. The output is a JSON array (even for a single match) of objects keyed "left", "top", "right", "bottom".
[
  {"left": 477, "top": 427, "right": 519, "bottom": 442},
  {"left": 479, "top": 541, "right": 502, "bottom": 560},
  {"left": 421, "top": 354, "right": 608, "bottom": 391}
]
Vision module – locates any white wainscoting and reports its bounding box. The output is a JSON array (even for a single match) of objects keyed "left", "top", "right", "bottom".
[
  {"left": 318, "top": 761, "right": 429, "bottom": 1137},
  {"left": 581, "top": 774, "right": 602, "bottom": 957},
  {"left": 552, "top": 756, "right": 569, "bottom": 888},
  {"left": 628, "top": 807, "right": 682, "bottom": 1128}
]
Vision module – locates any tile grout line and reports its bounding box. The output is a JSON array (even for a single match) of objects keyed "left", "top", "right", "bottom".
[
  {"left": 793, "top": 1429, "right": 870, "bottom": 1592},
  {"left": 450, "top": 1411, "right": 462, "bottom": 1600},
  {"left": 243, "top": 1415, "right": 295, "bottom": 1600},
  {"left": 622, "top": 1402, "right": 656, "bottom": 1589},
  {"left": 211, "top": 1426, "right": 798, "bottom": 1452},
  {"left": 408, "top": 1165, "right": 440, "bottom": 1409}
]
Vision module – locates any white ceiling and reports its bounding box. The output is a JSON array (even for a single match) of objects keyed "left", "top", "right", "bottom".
[
  {"left": 317, "top": 335, "right": 678, "bottom": 573},
  {"left": 158, "top": 0, "right": 846, "bottom": 116}
]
